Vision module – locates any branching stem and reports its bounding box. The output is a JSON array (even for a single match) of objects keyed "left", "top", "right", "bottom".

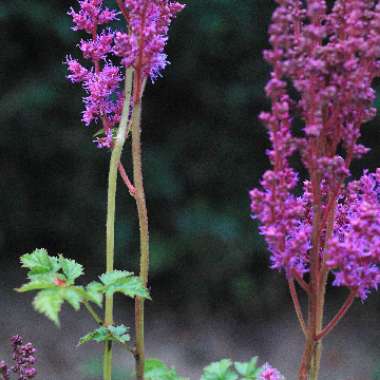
[
  {"left": 315, "top": 291, "right": 356, "bottom": 341},
  {"left": 293, "top": 271, "right": 311, "bottom": 295}
]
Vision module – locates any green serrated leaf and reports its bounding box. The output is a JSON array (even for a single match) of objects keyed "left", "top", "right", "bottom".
[
  {"left": 99, "top": 270, "right": 150, "bottom": 299},
  {"left": 27, "top": 271, "right": 60, "bottom": 283},
  {"left": 33, "top": 288, "right": 64, "bottom": 326},
  {"left": 145, "top": 359, "right": 187, "bottom": 380},
  {"left": 61, "top": 287, "right": 83, "bottom": 311},
  {"left": 78, "top": 325, "right": 130, "bottom": 346},
  {"left": 60, "top": 256, "right": 84, "bottom": 284},
  {"left": 16, "top": 281, "right": 55, "bottom": 293},
  {"left": 107, "top": 325, "right": 130, "bottom": 344},
  {"left": 84, "top": 281, "right": 104, "bottom": 307},
  {"left": 99, "top": 270, "right": 134, "bottom": 285},
  {"left": 201, "top": 359, "right": 238, "bottom": 380},
  {"left": 234, "top": 357, "right": 259, "bottom": 379},
  {"left": 79, "top": 327, "right": 108, "bottom": 345},
  {"left": 21, "top": 249, "right": 60, "bottom": 274}
]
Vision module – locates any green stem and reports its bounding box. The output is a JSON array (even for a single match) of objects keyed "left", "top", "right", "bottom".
[
  {"left": 103, "top": 68, "right": 134, "bottom": 380},
  {"left": 131, "top": 93, "right": 149, "bottom": 380},
  {"left": 84, "top": 301, "right": 103, "bottom": 325}
]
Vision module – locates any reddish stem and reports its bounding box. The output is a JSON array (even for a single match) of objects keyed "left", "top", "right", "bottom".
[
  {"left": 315, "top": 291, "right": 356, "bottom": 341},
  {"left": 289, "top": 279, "right": 307, "bottom": 336},
  {"left": 118, "top": 162, "right": 136, "bottom": 196},
  {"left": 293, "top": 271, "right": 311, "bottom": 295},
  {"left": 133, "top": 1, "right": 149, "bottom": 104}
]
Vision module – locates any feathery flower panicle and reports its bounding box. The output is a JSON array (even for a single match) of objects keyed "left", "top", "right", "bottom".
[
  {"left": 66, "top": 0, "right": 185, "bottom": 148},
  {"left": 68, "top": 0, "right": 118, "bottom": 34},
  {"left": 114, "top": 0, "right": 185, "bottom": 81},
  {"left": 327, "top": 170, "right": 380, "bottom": 299},
  {"left": 250, "top": 0, "right": 380, "bottom": 299}
]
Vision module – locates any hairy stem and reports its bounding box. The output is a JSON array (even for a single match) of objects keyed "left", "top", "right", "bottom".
[
  {"left": 103, "top": 68, "right": 134, "bottom": 380},
  {"left": 131, "top": 95, "right": 149, "bottom": 380}
]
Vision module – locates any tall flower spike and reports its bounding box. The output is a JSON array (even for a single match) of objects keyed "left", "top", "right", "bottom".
[
  {"left": 251, "top": 0, "right": 380, "bottom": 300},
  {"left": 66, "top": 0, "right": 184, "bottom": 147}
]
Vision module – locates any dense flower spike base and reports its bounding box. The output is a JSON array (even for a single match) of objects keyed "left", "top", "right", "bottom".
[{"left": 250, "top": 1, "right": 380, "bottom": 379}]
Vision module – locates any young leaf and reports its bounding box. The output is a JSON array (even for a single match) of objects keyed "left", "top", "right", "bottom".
[
  {"left": 107, "top": 325, "right": 130, "bottom": 344},
  {"left": 60, "top": 256, "right": 84, "bottom": 284},
  {"left": 144, "top": 359, "right": 187, "bottom": 380},
  {"left": 21, "top": 249, "right": 60, "bottom": 274},
  {"left": 234, "top": 357, "right": 260, "bottom": 380},
  {"left": 33, "top": 288, "right": 64, "bottom": 326},
  {"left": 79, "top": 327, "right": 109, "bottom": 345},
  {"left": 99, "top": 270, "right": 150, "bottom": 299},
  {"left": 78, "top": 325, "right": 130, "bottom": 346},
  {"left": 201, "top": 359, "right": 238, "bottom": 380}
]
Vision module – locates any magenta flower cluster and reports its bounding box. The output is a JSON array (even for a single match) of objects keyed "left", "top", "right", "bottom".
[
  {"left": 0, "top": 336, "right": 37, "bottom": 380},
  {"left": 259, "top": 364, "right": 284, "bottom": 380},
  {"left": 250, "top": 0, "right": 380, "bottom": 299},
  {"left": 114, "top": 0, "right": 185, "bottom": 80},
  {"left": 66, "top": 0, "right": 184, "bottom": 148}
]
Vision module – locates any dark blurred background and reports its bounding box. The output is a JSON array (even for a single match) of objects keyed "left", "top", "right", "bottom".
[{"left": 0, "top": 1, "right": 379, "bottom": 379}]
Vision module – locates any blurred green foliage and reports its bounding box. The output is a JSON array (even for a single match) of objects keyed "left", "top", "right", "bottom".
[
  {"left": 80, "top": 357, "right": 130, "bottom": 380},
  {"left": 1, "top": 0, "right": 380, "bottom": 317}
]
